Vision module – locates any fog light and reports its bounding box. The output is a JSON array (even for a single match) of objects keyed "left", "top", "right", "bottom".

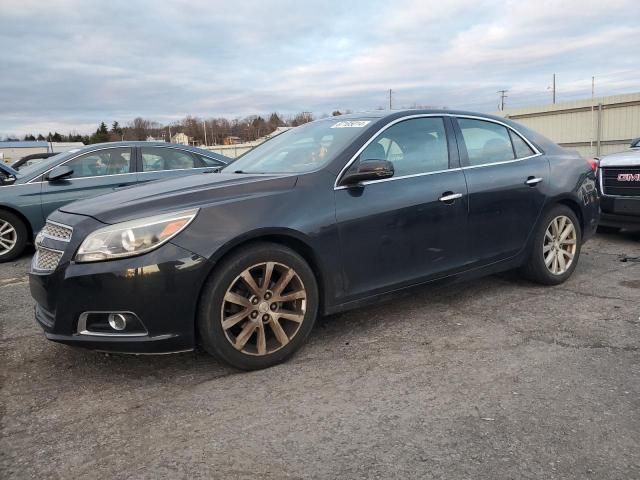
[{"left": 108, "top": 313, "right": 127, "bottom": 331}]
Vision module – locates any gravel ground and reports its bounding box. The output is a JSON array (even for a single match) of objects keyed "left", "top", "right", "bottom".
[{"left": 1, "top": 231, "right": 639, "bottom": 479}]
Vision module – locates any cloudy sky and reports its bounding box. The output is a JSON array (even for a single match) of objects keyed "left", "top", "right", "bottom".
[{"left": 1, "top": 0, "right": 639, "bottom": 137}]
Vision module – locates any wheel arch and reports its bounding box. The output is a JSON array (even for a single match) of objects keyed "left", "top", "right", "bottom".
[
  {"left": 0, "top": 204, "right": 34, "bottom": 241},
  {"left": 194, "top": 228, "right": 328, "bottom": 343},
  {"left": 553, "top": 197, "right": 585, "bottom": 235}
]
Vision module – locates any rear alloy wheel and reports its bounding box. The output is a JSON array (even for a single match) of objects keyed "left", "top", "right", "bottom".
[
  {"left": 521, "top": 205, "right": 581, "bottom": 285},
  {"left": 198, "top": 243, "right": 318, "bottom": 370},
  {"left": 543, "top": 215, "right": 577, "bottom": 275},
  {"left": 0, "top": 211, "right": 28, "bottom": 262}
]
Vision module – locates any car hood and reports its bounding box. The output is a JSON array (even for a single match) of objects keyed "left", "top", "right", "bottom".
[
  {"left": 60, "top": 172, "right": 298, "bottom": 224},
  {"left": 599, "top": 149, "right": 640, "bottom": 167}
]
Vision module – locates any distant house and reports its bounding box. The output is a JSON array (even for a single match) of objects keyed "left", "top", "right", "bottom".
[
  {"left": 0, "top": 141, "right": 83, "bottom": 164},
  {"left": 171, "top": 132, "right": 190, "bottom": 145},
  {"left": 224, "top": 136, "right": 242, "bottom": 145}
]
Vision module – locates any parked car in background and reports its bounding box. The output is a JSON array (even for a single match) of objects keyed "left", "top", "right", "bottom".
[
  {"left": 597, "top": 137, "right": 640, "bottom": 232},
  {"left": 29, "top": 110, "right": 599, "bottom": 370},
  {"left": 0, "top": 141, "right": 230, "bottom": 261},
  {"left": 11, "top": 152, "right": 58, "bottom": 170}
]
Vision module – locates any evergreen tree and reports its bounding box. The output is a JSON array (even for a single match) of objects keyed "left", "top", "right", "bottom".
[{"left": 89, "top": 122, "right": 110, "bottom": 144}]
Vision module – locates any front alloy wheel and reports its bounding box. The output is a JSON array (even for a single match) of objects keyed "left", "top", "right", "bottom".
[
  {"left": 0, "top": 211, "right": 28, "bottom": 262},
  {"left": 543, "top": 215, "right": 577, "bottom": 275},
  {"left": 198, "top": 242, "right": 318, "bottom": 370},
  {"left": 221, "top": 262, "right": 307, "bottom": 356},
  {"left": 0, "top": 219, "right": 18, "bottom": 256}
]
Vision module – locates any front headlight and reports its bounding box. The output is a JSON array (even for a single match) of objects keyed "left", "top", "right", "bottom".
[{"left": 75, "top": 209, "right": 199, "bottom": 263}]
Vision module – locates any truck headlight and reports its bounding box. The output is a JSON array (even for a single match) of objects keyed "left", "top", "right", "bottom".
[{"left": 75, "top": 209, "right": 199, "bottom": 262}]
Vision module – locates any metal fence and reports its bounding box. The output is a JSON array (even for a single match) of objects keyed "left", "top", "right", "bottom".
[{"left": 499, "top": 92, "right": 640, "bottom": 158}]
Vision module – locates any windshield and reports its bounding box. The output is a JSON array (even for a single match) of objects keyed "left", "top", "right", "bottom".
[
  {"left": 222, "top": 119, "right": 374, "bottom": 174},
  {"left": 17, "top": 150, "right": 79, "bottom": 177}
]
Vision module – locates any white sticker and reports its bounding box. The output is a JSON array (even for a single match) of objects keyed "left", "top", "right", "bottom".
[{"left": 330, "top": 121, "right": 371, "bottom": 128}]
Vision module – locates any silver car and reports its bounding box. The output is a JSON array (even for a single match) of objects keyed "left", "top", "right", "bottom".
[{"left": 598, "top": 138, "right": 640, "bottom": 232}]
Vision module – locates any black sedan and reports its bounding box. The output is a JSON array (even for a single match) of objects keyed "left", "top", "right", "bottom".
[{"left": 29, "top": 110, "right": 599, "bottom": 370}]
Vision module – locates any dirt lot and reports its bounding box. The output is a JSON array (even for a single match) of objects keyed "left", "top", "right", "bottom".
[{"left": 1, "top": 232, "right": 639, "bottom": 479}]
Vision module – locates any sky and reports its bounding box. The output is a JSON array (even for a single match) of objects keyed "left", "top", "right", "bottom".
[{"left": 1, "top": 0, "right": 639, "bottom": 137}]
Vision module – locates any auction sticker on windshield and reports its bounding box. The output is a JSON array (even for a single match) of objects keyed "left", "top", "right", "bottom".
[{"left": 330, "top": 121, "right": 371, "bottom": 128}]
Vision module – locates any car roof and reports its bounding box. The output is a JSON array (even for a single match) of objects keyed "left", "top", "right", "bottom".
[
  {"left": 84, "top": 141, "right": 229, "bottom": 158},
  {"left": 328, "top": 108, "right": 507, "bottom": 121}
]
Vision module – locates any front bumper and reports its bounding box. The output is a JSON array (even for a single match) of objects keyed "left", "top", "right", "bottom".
[
  {"left": 600, "top": 196, "right": 640, "bottom": 229},
  {"left": 30, "top": 241, "right": 211, "bottom": 354}
]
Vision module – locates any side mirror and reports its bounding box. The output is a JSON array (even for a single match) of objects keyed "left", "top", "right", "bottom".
[
  {"left": 1, "top": 174, "right": 16, "bottom": 185},
  {"left": 46, "top": 165, "right": 74, "bottom": 181},
  {"left": 340, "top": 159, "right": 394, "bottom": 186}
]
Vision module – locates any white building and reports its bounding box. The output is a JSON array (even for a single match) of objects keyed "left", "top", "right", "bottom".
[
  {"left": 171, "top": 132, "right": 190, "bottom": 145},
  {"left": 0, "top": 141, "right": 84, "bottom": 164}
]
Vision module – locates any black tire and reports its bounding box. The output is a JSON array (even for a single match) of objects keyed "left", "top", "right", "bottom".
[
  {"left": 197, "top": 242, "right": 319, "bottom": 370},
  {"left": 0, "top": 210, "right": 28, "bottom": 263},
  {"left": 596, "top": 225, "right": 620, "bottom": 234},
  {"left": 521, "top": 205, "right": 582, "bottom": 285}
]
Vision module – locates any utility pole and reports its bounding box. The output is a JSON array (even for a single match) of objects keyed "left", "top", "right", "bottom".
[
  {"left": 552, "top": 73, "right": 556, "bottom": 104},
  {"left": 497, "top": 90, "right": 508, "bottom": 111},
  {"left": 389, "top": 89, "right": 393, "bottom": 110},
  {"left": 590, "top": 76, "right": 595, "bottom": 154},
  {"left": 203, "top": 120, "right": 207, "bottom": 146}
]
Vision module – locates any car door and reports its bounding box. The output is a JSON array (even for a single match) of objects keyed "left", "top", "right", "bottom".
[
  {"left": 334, "top": 116, "right": 469, "bottom": 301},
  {"left": 39, "top": 147, "right": 137, "bottom": 220},
  {"left": 453, "top": 116, "right": 549, "bottom": 266},
  {"left": 137, "top": 146, "right": 221, "bottom": 183}
]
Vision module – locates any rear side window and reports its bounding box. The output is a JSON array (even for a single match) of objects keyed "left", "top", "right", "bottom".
[
  {"left": 359, "top": 117, "right": 449, "bottom": 176},
  {"left": 457, "top": 118, "right": 515, "bottom": 166},
  {"left": 141, "top": 147, "right": 198, "bottom": 171},
  {"left": 509, "top": 130, "right": 536, "bottom": 158}
]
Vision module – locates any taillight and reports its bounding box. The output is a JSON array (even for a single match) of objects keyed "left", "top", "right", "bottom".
[{"left": 586, "top": 158, "right": 599, "bottom": 174}]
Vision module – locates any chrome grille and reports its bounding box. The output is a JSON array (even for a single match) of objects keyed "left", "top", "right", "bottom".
[
  {"left": 40, "top": 221, "right": 73, "bottom": 241},
  {"left": 33, "top": 246, "right": 63, "bottom": 272},
  {"left": 601, "top": 167, "right": 640, "bottom": 197}
]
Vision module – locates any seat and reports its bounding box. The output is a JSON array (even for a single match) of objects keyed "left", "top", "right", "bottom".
[
  {"left": 107, "top": 153, "right": 129, "bottom": 175},
  {"left": 482, "top": 138, "right": 513, "bottom": 163}
]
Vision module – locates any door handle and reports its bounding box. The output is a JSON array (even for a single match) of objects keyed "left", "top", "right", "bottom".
[
  {"left": 525, "top": 176, "right": 543, "bottom": 186},
  {"left": 439, "top": 192, "right": 463, "bottom": 203}
]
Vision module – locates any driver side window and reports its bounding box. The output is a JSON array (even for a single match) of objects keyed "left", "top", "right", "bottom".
[
  {"left": 64, "top": 148, "right": 132, "bottom": 179},
  {"left": 358, "top": 118, "right": 449, "bottom": 176}
]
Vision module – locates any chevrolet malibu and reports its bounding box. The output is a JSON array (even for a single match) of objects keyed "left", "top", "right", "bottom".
[{"left": 29, "top": 110, "right": 600, "bottom": 370}]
